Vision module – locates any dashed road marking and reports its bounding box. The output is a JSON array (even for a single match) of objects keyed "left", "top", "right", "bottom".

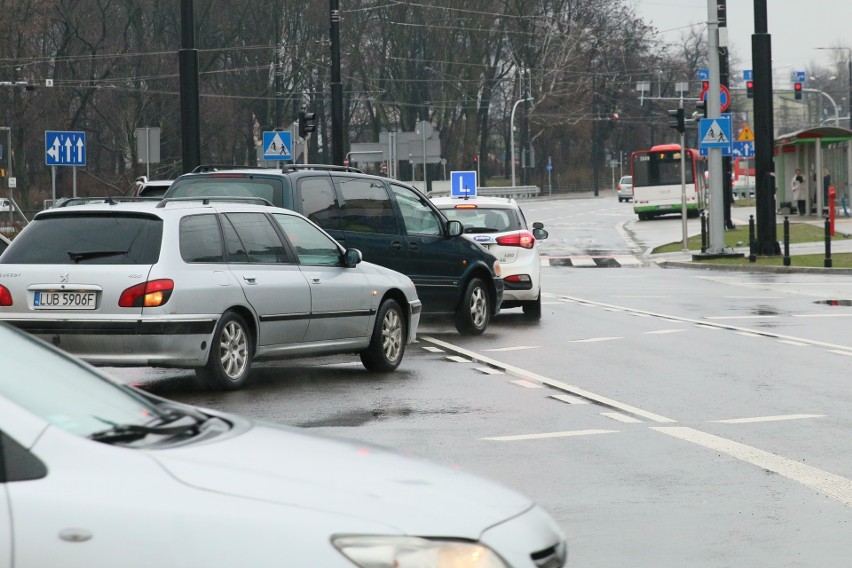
[
  {"left": 510, "top": 379, "right": 543, "bottom": 389},
  {"left": 446, "top": 355, "right": 472, "bottom": 363},
  {"left": 422, "top": 346, "right": 444, "bottom": 353},
  {"left": 475, "top": 367, "right": 504, "bottom": 375},
  {"left": 601, "top": 412, "right": 643, "bottom": 423},
  {"left": 644, "top": 329, "right": 688, "bottom": 335},
  {"left": 484, "top": 345, "right": 539, "bottom": 352},
  {"left": 711, "top": 414, "right": 825, "bottom": 424},
  {"left": 570, "top": 336, "right": 622, "bottom": 343},
  {"left": 483, "top": 429, "right": 618, "bottom": 442},
  {"left": 550, "top": 394, "right": 590, "bottom": 405}
]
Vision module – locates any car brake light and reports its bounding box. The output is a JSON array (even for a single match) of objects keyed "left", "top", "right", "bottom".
[
  {"left": 454, "top": 204, "right": 477, "bottom": 209},
  {"left": 119, "top": 279, "right": 174, "bottom": 308},
  {"left": 496, "top": 231, "right": 535, "bottom": 249},
  {"left": 0, "top": 285, "right": 12, "bottom": 306}
]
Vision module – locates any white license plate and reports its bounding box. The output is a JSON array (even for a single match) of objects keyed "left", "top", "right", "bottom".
[{"left": 33, "top": 290, "right": 98, "bottom": 310}]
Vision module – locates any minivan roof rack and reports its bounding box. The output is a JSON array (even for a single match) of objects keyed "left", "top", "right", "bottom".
[
  {"left": 191, "top": 165, "right": 272, "bottom": 173},
  {"left": 156, "top": 196, "right": 273, "bottom": 208},
  {"left": 280, "top": 164, "right": 364, "bottom": 174},
  {"left": 54, "top": 196, "right": 161, "bottom": 208}
]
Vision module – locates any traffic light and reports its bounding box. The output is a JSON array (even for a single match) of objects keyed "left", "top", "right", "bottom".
[
  {"left": 794, "top": 82, "right": 803, "bottom": 100},
  {"left": 472, "top": 155, "right": 478, "bottom": 168},
  {"left": 746, "top": 80, "right": 754, "bottom": 99},
  {"left": 667, "top": 108, "right": 685, "bottom": 134},
  {"left": 695, "top": 99, "right": 707, "bottom": 119},
  {"left": 298, "top": 110, "right": 317, "bottom": 137}
]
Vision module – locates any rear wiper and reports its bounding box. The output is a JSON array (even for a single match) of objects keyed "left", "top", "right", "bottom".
[{"left": 68, "top": 250, "right": 128, "bottom": 262}]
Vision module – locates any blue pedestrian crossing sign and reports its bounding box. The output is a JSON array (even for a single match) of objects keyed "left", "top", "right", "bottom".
[
  {"left": 698, "top": 115, "right": 732, "bottom": 156},
  {"left": 450, "top": 170, "right": 477, "bottom": 197},
  {"left": 262, "top": 131, "right": 292, "bottom": 161},
  {"left": 45, "top": 131, "right": 86, "bottom": 166}
]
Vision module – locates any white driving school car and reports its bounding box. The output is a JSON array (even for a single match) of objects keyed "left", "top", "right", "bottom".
[
  {"left": 431, "top": 196, "right": 547, "bottom": 320},
  {"left": 0, "top": 322, "right": 568, "bottom": 568}
]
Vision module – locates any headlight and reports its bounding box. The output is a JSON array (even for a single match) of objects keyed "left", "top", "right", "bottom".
[{"left": 332, "top": 535, "right": 510, "bottom": 568}]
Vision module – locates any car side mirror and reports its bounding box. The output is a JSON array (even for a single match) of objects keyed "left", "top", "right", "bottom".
[
  {"left": 447, "top": 220, "right": 463, "bottom": 237},
  {"left": 344, "top": 248, "right": 363, "bottom": 267},
  {"left": 532, "top": 222, "right": 544, "bottom": 230},
  {"left": 533, "top": 228, "right": 548, "bottom": 240}
]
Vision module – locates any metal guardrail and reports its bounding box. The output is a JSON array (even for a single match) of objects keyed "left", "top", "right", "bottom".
[{"left": 428, "top": 184, "right": 541, "bottom": 199}]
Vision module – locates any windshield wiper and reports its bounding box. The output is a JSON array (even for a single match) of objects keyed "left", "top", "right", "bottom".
[
  {"left": 68, "top": 250, "right": 128, "bottom": 262},
  {"left": 90, "top": 407, "right": 208, "bottom": 445}
]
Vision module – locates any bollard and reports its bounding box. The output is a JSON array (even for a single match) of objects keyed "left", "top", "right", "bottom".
[
  {"left": 829, "top": 186, "right": 836, "bottom": 236},
  {"left": 824, "top": 216, "right": 833, "bottom": 268},
  {"left": 700, "top": 210, "right": 707, "bottom": 253},
  {"left": 783, "top": 216, "right": 791, "bottom": 267},
  {"left": 748, "top": 215, "right": 756, "bottom": 263}
]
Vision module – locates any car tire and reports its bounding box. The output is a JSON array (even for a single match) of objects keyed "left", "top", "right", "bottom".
[
  {"left": 522, "top": 293, "right": 542, "bottom": 320},
  {"left": 360, "top": 298, "right": 406, "bottom": 372},
  {"left": 455, "top": 277, "right": 490, "bottom": 335},
  {"left": 196, "top": 311, "right": 252, "bottom": 390}
]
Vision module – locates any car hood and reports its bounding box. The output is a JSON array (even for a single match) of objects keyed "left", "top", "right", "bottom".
[{"left": 151, "top": 421, "right": 532, "bottom": 538}]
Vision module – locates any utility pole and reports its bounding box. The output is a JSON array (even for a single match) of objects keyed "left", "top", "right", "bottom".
[
  {"left": 752, "top": 0, "right": 780, "bottom": 254},
  {"left": 718, "top": 0, "right": 735, "bottom": 230},
  {"left": 179, "top": 0, "right": 201, "bottom": 173},
  {"left": 329, "top": 0, "right": 344, "bottom": 166},
  {"left": 706, "top": 0, "right": 724, "bottom": 253}
]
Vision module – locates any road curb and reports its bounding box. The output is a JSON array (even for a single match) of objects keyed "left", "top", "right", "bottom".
[{"left": 654, "top": 259, "right": 852, "bottom": 275}]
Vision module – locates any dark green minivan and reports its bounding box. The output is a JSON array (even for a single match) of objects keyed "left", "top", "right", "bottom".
[{"left": 165, "top": 165, "right": 503, "bottom": 335}]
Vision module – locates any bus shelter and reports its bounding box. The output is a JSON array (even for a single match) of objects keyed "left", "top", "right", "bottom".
[{"left": 775, "top": 126, "right": 852, "bottom": 216}]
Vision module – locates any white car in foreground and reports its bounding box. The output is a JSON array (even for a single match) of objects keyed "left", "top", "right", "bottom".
[
  {"left": 0, "top": 323, "right": 567, "bottom": 568},
  {"left": 432, "top": 196, "right": 547, "bottom": 319}
]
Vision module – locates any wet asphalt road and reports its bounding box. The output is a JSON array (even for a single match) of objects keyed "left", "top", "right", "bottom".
[{"left": 113, "top": 196, "right": 852, "bottom": 567}]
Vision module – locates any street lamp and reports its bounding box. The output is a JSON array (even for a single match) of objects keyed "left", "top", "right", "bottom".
[
  {"left": 817, "top": 47, "right": 852, "bottom": 127},
  {"left": 510, "top": 97, "right": 532, "bottom": 187}
]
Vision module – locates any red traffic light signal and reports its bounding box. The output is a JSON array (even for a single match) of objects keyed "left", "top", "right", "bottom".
[
  {"left": 794, "top": 82, "right": 803, "bottom": 100},
  {"left": 746, "top": 80, "right": 754, "bottom": 99}
]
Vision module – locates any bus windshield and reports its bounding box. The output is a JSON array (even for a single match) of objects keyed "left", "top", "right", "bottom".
[{"left": 633, "top": 151, "right": 695, "bottom": 186}]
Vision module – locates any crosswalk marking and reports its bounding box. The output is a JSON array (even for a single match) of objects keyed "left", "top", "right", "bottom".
[{"left": 541, "top": 255, "right": 643, "bottom": 268}]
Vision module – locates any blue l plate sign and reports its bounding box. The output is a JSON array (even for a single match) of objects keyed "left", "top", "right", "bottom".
[
  {"left": 45, "top": 131, "right": 86, "bottom": 166},
  {"left": 450, "top": 171, "right": 477, "bottom": 197}
]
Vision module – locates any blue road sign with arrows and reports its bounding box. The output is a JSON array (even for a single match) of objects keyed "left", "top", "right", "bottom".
[
  {"left": 45, "top": 131, "right": 86, "bottom": 166},
  {"left": 732, "top": 141, "right": 755, "bottom": 158},
  {"left": 450, "top": 171, "right": 477, "bottom": 197}
]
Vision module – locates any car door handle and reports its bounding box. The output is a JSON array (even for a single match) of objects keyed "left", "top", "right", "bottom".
[
  {"left": 391, "top": 240, "right": 402, "bottom": 251},
  {"left": 408, "top": 242, "right": 419, "bottom": 252},
  {"left": 242, "top": 276, "right": 257, "bottom": 285}
]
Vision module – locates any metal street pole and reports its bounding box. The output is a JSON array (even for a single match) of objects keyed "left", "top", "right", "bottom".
[
  {"left": 329, "top": 0, "right": 344, "bottom": 166},
  {"left": 816, "top": 47, "right": 851, "bottom": 127},
  {"left": 510, "top": 98, "right": 525, "bottom": 187},
  {"left": 0, "top": 127, "right": 11, "bottom": 226},
  {"left": 706, "top": 0, "right": 725, "bottom": 253},
  {"left": 752, "top": 0, "right": 779, "bottom": 254},
  {"left": 178, "top": 0, "right": 201, "bottom": 173}
]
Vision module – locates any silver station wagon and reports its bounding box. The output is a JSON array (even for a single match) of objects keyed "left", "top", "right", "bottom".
[{"left": 0, "top": 198, "right": 421, "bottom": 389}]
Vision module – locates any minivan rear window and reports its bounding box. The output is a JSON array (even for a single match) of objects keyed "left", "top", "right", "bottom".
[{"left": 0, "top": 213, "right": 163, "bottom": 264}]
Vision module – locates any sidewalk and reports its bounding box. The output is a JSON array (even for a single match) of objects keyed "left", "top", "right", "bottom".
[{"left": 650, "top": 205, "right": 852, "bottom": 273}]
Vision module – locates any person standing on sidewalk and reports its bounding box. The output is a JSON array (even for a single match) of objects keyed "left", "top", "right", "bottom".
[{"left": 792, "top": 168, "right": 807, "bottom": 216}]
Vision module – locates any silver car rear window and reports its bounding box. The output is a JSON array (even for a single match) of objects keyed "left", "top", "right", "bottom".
[{"left": 1, "top": 213, "right": 163, "bottom": 265}]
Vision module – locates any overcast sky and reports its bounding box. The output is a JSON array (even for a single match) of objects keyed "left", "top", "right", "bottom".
[{"left": 630, "top": 0, "right": 851, "bottom": 81}]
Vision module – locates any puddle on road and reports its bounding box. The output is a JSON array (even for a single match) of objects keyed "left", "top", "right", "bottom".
[{"left": 297, "top": 407, "right": 467, "bottom": 428}]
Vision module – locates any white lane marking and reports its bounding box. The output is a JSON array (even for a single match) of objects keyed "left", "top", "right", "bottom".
[
  {"left": 540, "top": 258, "right": 551, "bottom": 267},
  {"left": 707, "top": 315, "right": 780, "bottom": 320},
  {"left": 550, "top": 394, "right": 590, "bottom": 405},
  {"left": 614, "top": 256, "right": 643, "bottom": 266},
  {"left": 644, "top": 329, "right": 687, "bottom": 335},
  {"left": 510, "top": 380, "right": 543, "bottom": 389},
  {"left": 652, "top": 426, "right": 852, "bottom": 507},
  {"left": 446, "top": 355, "right": 472, "bottom": 363},
  {"left": 711, "top": 414, "right": 825, "bottom": 424},
  {"left": 631, "top": 313, "right": 651, "bottom": 317},
  {"left": 422, "top": 335, "right": 677, "bottom": 424},
  {"left": 319, "top": 362, "right": 363, "bottom": 368},
  {"left": 829, "top": 350, "right": 852, "bottom": 357},
  {"left": 604, "top": 308, "right": 623, "bottom": 312},
  {"left": 601, "top": 412, "right": 643, "bottom": 423},
  {"left": 777, "top": 339, "right": 808, "bottom": 346},
  {"left": 736, "top": 331, "right": 763, "bottom": 338},
  {"left": 722, "top": 296, "right": 784, "bottom": 299},
  {"left": 483, "top": 429, "right": 618, "bottom": 441},
  {"left": 570, "top": 337, "right": 622, "bottom": 343},
  {"left": 793, "top": 313, "right": 852, "bottom": 318},
  {"left": 475, "top": 367, "right": 504, "bottom": 376},
  {"left": 422, "top": 346, "right": 444, "bottom": 353},
  {"left": 571, "top": 257, "right": 597, "bottom": 267},
  {"left": 484, "top": 345, "right": 539, "bottom": 352},
  {"left": 558, "top": 293, "right": 852, "bottom": 355}
]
